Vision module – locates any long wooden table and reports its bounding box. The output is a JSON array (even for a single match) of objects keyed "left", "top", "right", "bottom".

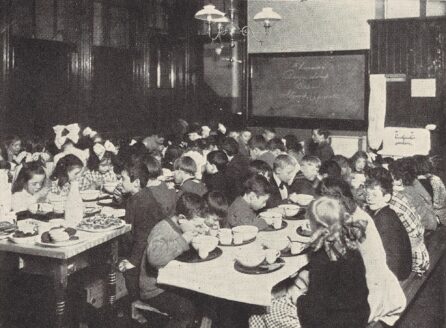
[{"left": 0, "top": 222, "right": 131, "bottom": 328}]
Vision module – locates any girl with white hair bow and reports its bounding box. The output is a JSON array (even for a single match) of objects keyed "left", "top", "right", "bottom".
[
  {"left": 79, "top": 140, "right": 119, "bottom": 192},
  {"left": 52, "top": 123, "right": 89, "bottom": 166}
]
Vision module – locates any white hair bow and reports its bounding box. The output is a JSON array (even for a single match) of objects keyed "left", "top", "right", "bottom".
[
  {"left": 82, "top": 127, "right": 98, "bottom": 138},
  {"left": 129, "top": 139, "right": 137, "bottom": 146},
  {"left": 53, "top": 124, "right": 80, "bottom": 149},
  {"left": 93, "top": 140, "right": 117, "bottom": 160},
  {"left": 218, "top": 123, "right": 226, "bottom": 135},
  {"left": 201, "top": 126, "right": 211, "bottom": 138}
]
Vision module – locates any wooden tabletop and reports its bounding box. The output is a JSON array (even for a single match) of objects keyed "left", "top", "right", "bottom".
[{"left": 0, "top": 224, "right": 131, "bottom": 260}]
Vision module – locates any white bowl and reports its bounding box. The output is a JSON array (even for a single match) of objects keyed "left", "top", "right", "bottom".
[
  {"left": 261, "top": 236, "right": 290, "bottom": 251},
  {"left": 278, "top": 204, "right": 300, "bottom": 217},
  {"left": 29, "top": 203, "right": 53, "bottom": 215},
  {"left": 191, "top": 235, "right": 218, "bottom": 254},
  {"left": 291, "top": 194, "right": 314, "bottom": 206},
  {"left": 235, "top": 247, "right": 266, "bottom": 268},
  {"left": 80, "top": 190, "right": 100, "bottom": 201},
  {"left": 232, "top": 225, "right": 258, "bottom": 242}
]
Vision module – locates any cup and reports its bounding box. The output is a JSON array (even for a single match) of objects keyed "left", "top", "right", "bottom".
[
  {"left": 290, "top": 242, "right": 305, "bottom": 255},
  {"left": 265, "top": 249, "right": 281, "bottom": 264},
  {"left": 272, "top": 216, "right": 282, "bottom": 230},
  {"left": 219, "top": 228, "right": 233, "bottom": 245},
  {"left": 198, "top": 249, "right": 209, "bottom": 259},
  {"left": 233, "top": 233, "right": 243, "bottom": 245}
]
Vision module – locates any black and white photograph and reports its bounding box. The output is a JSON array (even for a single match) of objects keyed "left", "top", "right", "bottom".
[{"left": 0, "top": 0, "right": 446, "bottom": 327}]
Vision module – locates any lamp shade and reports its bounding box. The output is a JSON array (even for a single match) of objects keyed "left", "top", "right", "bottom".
[
  {"left": 253, "top": 7, "right": 282, "bottom": 22},
  {"left": 194, "top": 5, "right": 225, "bottom": 22},
  {"left": 212, "top": 15, "right": 231, "bottom": 24}
]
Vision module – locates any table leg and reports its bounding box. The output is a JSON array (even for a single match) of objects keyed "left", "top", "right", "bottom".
[
  {"left": 106, "top": 240, "right": 119, "bottom": 326},
  {"left": 53, "top": 265, "right": 68, "bottom": 328}
]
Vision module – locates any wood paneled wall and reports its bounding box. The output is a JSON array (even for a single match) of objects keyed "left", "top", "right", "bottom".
[
  {"left": 369, "top": 17, "right": 446, "bottom": 132},
  {"left": 0, "top": 0, "right": 208, "bottom": 137}
]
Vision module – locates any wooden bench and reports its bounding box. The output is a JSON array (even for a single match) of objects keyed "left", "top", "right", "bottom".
[{"left": 369, "top": 227, "right": 446, "bottom": 328}]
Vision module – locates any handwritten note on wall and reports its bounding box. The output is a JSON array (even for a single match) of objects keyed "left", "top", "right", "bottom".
[
  {"left": 250, "top": 54, "right": 366, "bottom": 120},
  {"left": 379, "top": 127, "right": 430, "bottom": 157}
]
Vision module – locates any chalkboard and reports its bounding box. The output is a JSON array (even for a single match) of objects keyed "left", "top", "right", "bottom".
[{"left": 249, "top": 52, "right": 367, "bottom": 123}]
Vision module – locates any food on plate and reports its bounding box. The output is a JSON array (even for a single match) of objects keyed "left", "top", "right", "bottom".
[
  {"left": 77, "top": 214, "right": 123, "bottom": 231},
  {"left": 0, "top": 221, "right": 17, "bottom": 236},
  {"left": 13, "top": 221, "right": 38, "bottom": 238},
  {"left": 41, "top": 227, "right": 78, "bottom": 243},
  {"left": 80, "top": 190, "right": 100, "bottom": 201},
  {"left": 29, "top": 203, "right": 54, "bottom": 215},
  {"left": 296, "top": 225, "right": 312, "bottom": 237}
]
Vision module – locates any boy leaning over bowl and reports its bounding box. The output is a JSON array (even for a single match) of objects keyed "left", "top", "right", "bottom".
[
  {"left": 139, "top": 193, "right": 206, "bottom": 327},
  {"left": 227, "top": 175, "right": 272, "bottom": 231}
]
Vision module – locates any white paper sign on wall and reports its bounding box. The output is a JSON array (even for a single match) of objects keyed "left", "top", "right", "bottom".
[
  {"left": 379, "top": 127, "right": 430, "bottom": 157},
  {"left": 411, "top": 79, "right": 436, "bottom": 97}
]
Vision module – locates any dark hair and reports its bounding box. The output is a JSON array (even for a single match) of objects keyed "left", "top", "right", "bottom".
[
  {"left": 51, "top": 154, "right": 83, "bottom": 188},
  {"left": 314, "top": 128, "right": 330, "bottom": 139},
  {"left": 1, "top": 135, "right": 21, "bottom": 161},
  {"left": 176, "top": 192, "right": 205, "bottom": 219},
  {"left": 87, "top": 146, "right": 114, "bottom": 171},
  {"left": 319, "top": 160, "right": 342, "bottom": 178},
  {"left": 12, "top": 161, "right": 46, "bottom": 193},
  {"left": 248, "top": 135, "right": 267, "bottom": 151},
  {"left": 284, "top": 134, "right": 303, "bottom": 153},
  {"left": 365, "top": 167, "right": 393, "bottom": 196},
  {"left": 301, "top": 155, "right": 322, "bottom": 168},
  {"left": 221, "top": 137, "right": 239, "bottom": 157},
  {"left": 412, "top": 155, "right": 433, "bottom": 176},
  {"left": 389, "top": 158, "right": 416, "bottom": 186},
  {"left": 267, "top": 137, "right": 286, "bottom": 152},
  {"left": 249, "top": 160, "right": 272, "bottom": 178},
  {"left": 205, "top": 191, "right": 228, "bottom": 219},
  {"left": 174, "top": 156, "right": 197, "bottom": 176},
  {"left": 243, "top": 174, "right": 272, "bottom": 196},
  {"left": 162, "top": 146, "right": 183, "bottom": 171},
  {"left": 263, "top": 127, "right": 276, "bottom": 134},
  {"left": 350, "top": 151, "right": 368, "bottom": 172},
  {"left": 207, "top": 150, "right": 228, "bottom": 172},
  {"left": 143, "top": 155, "right": 162, "bottom": 180},
  {"left": 316, "top": 177, "right": 358, "bottom": 214},
  {"left": 122, "top": 162, "right": 149, "bottom": 188}
]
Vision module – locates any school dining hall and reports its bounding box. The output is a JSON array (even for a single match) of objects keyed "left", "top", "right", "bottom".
[{"left": 2, "top": 0, "right": 446, "bottom": 327}]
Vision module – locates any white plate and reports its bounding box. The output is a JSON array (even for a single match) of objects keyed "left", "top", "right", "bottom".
[
  {"left": 35, "top": 237, "right": 84, "bottom": 248},
  {"left": 8, "top": 235, "right": 38, "bottom": 244},
  {"left": 0, "top": 232, "right": 13, "bottom": 240},
  {"left": 76, "top": 220, "right": 126, "bottom": 233}
]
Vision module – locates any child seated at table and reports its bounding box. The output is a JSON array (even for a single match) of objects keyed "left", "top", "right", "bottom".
[
  {"left": 365, "top": 173, "right": 412, "bottom": 280},
  {"left": 80, "top": 141, "right": 118, "bottom": 191},
  {"left": 203, "top": 150, "right": 232, "bottom": 201},
  {"left": 249, "top": 196, "right": 370, "bottom": 328},
  {"left": 49, "top": 154, "right": 85, "bottom": 196},
  {"left": 290, "top": 155, "right": 321, "bottom": 196},
  {"left": 267, "top": 154, "right": 299, "bottom": 208},
  {"left": 248, "top": 160, "right": 273, "bottom": 182},
  {"left": 227, "top": 175, "right": 271, "bottom": 230},
  {"left": 118, "top": 161, "right": 164, "bottom": 302},
  {"left": 144, "top": 154, "right": 176, "bottom": 218},
  {"left": 139, "top": 192, "right": 206, "bottom": 328},
  {"left": 11, "top": 161, "right": 49, "bottom": 212},
  {"left": 174, "top": 156, "right": 207, "bottom": 197},
  {"left": 204, "top": 191, "right": 228, "bottom": 229}
]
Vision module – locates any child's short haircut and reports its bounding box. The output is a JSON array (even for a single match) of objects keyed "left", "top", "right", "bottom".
[
  {"left": 243, "top": 174, "right": 272, "bottom": 196},
  {"left": 205, "top": 191, "right": 228, "bottom": 219},
  {"left": 389, "top": 158, "right": 416, "bottom": 186},
  {"left": 144, "top": 155, "right": 162, "bottom": 180},
  {"left": 123, "top": 162, "right": 150, "bottom": 188},
  {"left": 267, "top": 138, "right": 286, "bottom": 152},
  {"left": 249, "top": 160, "right": 272, "bottom": 178},
  {"left": 248, "top": 135, "right": 267, "bottom": 151},
  {"left": 273, "top": 154, "right": 297, "bottom": 171},
  {"left": 221, "top": 137, "right": 239, "bottom": 157},
  {"left": 412, "top": 155, "right": 433, "bottom": 176},
  {"left": 263, "top": 127, "right": 276, "bottom": 134},
  {"left": 301, "top": 155, "right": 322, "bottom": 168},
  {"left": 284, "top": 134, "right": 303, "bottom": 153},
  {"left": 319, "top": 160, "right": 341, "bottom": 178},
  {"left": 314, "top": 128, "right": 330, "bottom": 139},
  {"left": 176, "top": 192, "right": 205, "bottom": 219},
  {"left": 207, "top": 150, "right": 229, "bottom": 172},
  {"left": 365, "top": 167, "right": 393, "bottom": 196},
  {"left": 174, "top": 156, "right": 197, "bottom": 176}
]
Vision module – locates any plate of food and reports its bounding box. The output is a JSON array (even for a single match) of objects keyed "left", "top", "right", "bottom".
[
  {"left": 296, "top": 225, "right": 313, "bottom": 238},
  {"left": 9, "top": 221, "right": 39, "bottom": 244},
  {"left": 262, "top": 221, "right": 288, "bottom": 232},
  {"left": 176, "top": 247, "right": 223, "bottom": 263},
  {"left": 36, "top": 227, "right": 84, "bottom": 247},
  {"left": 84, "top": 207, "right": 101, "bottom": 217},
  {"left": 77, "top": 214, "right": 125, "bottom": 232},
  {"left": 234, "top": 258, "right": 285, "bottom": 275},
  {"left": 0, "top": 221, "right": 17, "bottom": 240}
]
